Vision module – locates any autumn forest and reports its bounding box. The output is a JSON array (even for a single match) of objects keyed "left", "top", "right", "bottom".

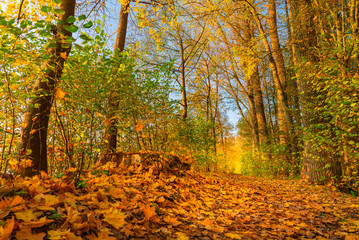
[{"left": 0, "top": 0, "right": 359, "bottom": 239}]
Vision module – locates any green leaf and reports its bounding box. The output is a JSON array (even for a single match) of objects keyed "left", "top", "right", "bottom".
[
  {"left": 61, "top": 43, "right": 71, "bottom": 48},
  {"left": 20, "top": 20, "right": 28, "bottom": 28},
  {"left": 94, "top": 26, "right": 101, "bottom": 33},
  {"left": 63, "top": 24, "right": 78, "bottom": 33},
  {"left": 0, "top": 18, "right": 7, "bottom": 26},
  {"left": 78, "top": 14, "right": 86, "bottom": 21},
  {"left": 8, "top": 19, "right": 15, "bottom": 26},
  {"left": 53, "top": 0, "right": 62, "bottom": 4},
  {"left": 83, "top": 21, "right": 93, "bottom": 28},
  {"left": 79, "top": 34, "right": 91, "bottom": 41},
  {"left": 54, "top": 8, "right": 65, "bottom": 15},
  {"left": 67, "top": 16, "right": 76, "bottom": 23},
  {"left": 41, "top": 6, "right": 52, "bottom": 13}
]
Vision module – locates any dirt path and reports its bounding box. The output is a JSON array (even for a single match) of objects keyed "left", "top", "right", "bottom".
[{"left": 1, "top": 166, "right": 359, "bottom": 239}]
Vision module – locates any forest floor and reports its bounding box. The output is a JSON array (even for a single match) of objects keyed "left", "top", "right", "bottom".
[{"left": 1, "top": 161, "right": 359, "bottom": 240}]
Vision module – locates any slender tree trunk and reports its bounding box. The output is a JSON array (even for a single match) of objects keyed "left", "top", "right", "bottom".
[
  {"left": 179, "top": 33, "right": 188, "bottom": 120},
  {"left": 19, "top": 0, "right": 76, "bottom": 177},
  {"left": 105, "top": 1, "right": 130, "bottom": 152},
  {"left": 240, "top": 6, "right": 270, "bottom": 159}
]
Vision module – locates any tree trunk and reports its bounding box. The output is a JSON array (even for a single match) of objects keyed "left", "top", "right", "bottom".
[
  {"left": 105, "top": 1, "right": 130, "bottom": 152},
  {"left": 291, "top": 0, "right": 342, "bottom": 184},
  {"left": 19, "top": 0, "right": 76, "bottom": 177},
  {"left": 179, "top": 33, "right": 188, "bottom": 120}
]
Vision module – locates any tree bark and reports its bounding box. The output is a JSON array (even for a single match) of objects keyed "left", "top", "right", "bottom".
[
  {"left": 105, "top": 1, "right": 130, "bottom": 152},
  {"left": 19, "top": 0, "right": 76, "bottom": 177}
]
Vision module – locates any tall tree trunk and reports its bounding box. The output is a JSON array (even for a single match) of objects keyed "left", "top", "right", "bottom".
[
  {"left": 267, "top": 0, "right": 299, "bottom": 172},
  {"left": 178, "top": 33, "right": 188, "bottom": 120},
  {"left": 291, "top": 0, "right": 340, "bottom": 184},
  {"left": 239, "top": 6, "right": 270, "bottom": 158},
  {"left": 105, "top": 1, "right": 130, "bottom": 152},
  {"left": 19, "top": 0, "right": 76, "bottom": 177}
]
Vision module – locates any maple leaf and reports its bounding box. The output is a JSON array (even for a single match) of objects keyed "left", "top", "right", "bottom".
[
  {"left": 15, "top": 227, "right": 46, "bottom": 240},
  {"left": 0, "top": 195, "right": 26, "bottom": 212},
  {"left": 0, "top": 216, "right": 14, "bottom": 239},
  {"left": 103, "top": 209, "right": 126, "bottom": 229},
  {"left": 14, "top": 209, "right": 38, "bottom": 222},
  {"left": 142, "top": 204, "right": 156, "bottom": 221},
  {"left": 34, "top": 193, "right": 60, "bottom": 206}
]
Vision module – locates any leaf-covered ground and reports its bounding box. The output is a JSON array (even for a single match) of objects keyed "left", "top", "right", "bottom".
[{"left": 1, "top": 161, "right": 359, "bottom": 240}]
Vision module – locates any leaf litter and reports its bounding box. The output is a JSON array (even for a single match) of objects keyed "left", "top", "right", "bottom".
[{"left": 1, "top": 157, "right": 359, "bottom": 239}]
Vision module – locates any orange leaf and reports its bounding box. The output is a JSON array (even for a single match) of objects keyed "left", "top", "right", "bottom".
[
  {"left": 23, "top": 216, "right": 54, "bottom": 228},
  {"left": 200, "top": 218, "right": 213, "bottom": 226},
  {"left": 97, "top": 228, "right": 117, "bottom": 240},
  {"left": 15, "top": 227, "right": 46, "bottom": 240},
  {"left": 56, "top": 88, "right": 66, "bottom": 100},
  {"left": 143, "top": 204, "right": 156, "bottom": 221},
  {"left": 136, "top": 122, "right": 144, "bottom": 132},
  {"left": 0, "top": 216, "right": 14, "bottom": 239},
  {"left": 60, "top": 52, "right": 68, "bottom": 60}
]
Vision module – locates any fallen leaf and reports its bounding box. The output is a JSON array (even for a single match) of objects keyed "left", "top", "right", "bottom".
[
  {"left": 15, "top": 227, "right": 46, "bottom": 240},
  {"left": 176, "top": 232, "right": 189, "bottom": 240},
  {"left": 103, "top": 209, "right": 126, "bottom": 229},
  {"left": 0, "top": 216, "right": 14, "bottom": 239},
  {"left": 14, "top": 209, "right": 38, "bottom": 222},
  {"left": 34, "top": 194, "right": 60, "bottom": 206},
  {"left": 225, "top": 232, "right": 242, "bottom": 239},
  {"left": 23, "top": 216, "right": 54, "bottom": 228},
  {"left": 142, "top": 204, "right": 156, "bottom": 221}
]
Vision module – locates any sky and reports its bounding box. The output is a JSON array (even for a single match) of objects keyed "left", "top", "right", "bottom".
[{"left": 1, "top": 0, "right": 240, "bottom": 132}]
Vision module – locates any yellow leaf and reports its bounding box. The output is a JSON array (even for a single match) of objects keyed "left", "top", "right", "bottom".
[
  {"left": 48, "top": 230, "right": 68, "bottom": 240},
  {"left": 34, "top": 193, "right": 60, "bottom": 206},
  {"left": 103, "top": 209, "right": 126, "bottom": 229},
  {"left": 56, "top": 88, "right": 66, "bottom": 100},
  {"left": 224, "top": 232, "right": 242, "bottom": 239},
  {"left": 14, "top": 209, "right": 38, "bottom": 222},
  {"left": 176, "top": 232, "right": 189, "bottom": 240}
]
